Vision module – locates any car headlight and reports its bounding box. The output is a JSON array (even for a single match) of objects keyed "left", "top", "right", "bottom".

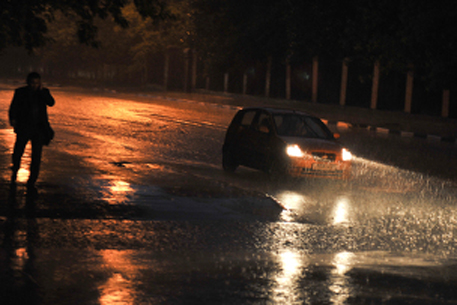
[
  {"left": 286, "top": 144, "right": 305, "bottom": 158},
  {"left": 342, "top": 148, "right": 352, "bottom": 161}
]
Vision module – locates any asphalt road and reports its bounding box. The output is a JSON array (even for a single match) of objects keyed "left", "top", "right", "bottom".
[{"left": 1, "top": 84, "right": 457, "bottom": 304}]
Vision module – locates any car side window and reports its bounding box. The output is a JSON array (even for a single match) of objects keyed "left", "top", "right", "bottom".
[
  {"left": 255, "top": 112, "right": 271, "bottom": 134},
  {"left": 239, "top": 110, "right": 256, "bottom": 131}
]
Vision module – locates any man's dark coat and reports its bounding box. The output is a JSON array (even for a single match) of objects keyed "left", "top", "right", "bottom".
[{"left": 9, "top": 86, "right": 55, "bottom": 136}]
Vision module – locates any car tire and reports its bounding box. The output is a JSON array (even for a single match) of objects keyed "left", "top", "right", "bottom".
[{"left": 222, "top": 150, "right": 238, "bottom": 172}]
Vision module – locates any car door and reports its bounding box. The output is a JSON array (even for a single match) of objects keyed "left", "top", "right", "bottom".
[
  {"left": 249, "top": 111, "right": 274, "bottom": 170},
  {"left": 232, "top": 109, "right": 258, "bottom": 167}
]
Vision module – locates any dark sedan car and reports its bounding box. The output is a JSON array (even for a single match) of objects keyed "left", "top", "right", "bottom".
[{"left": 222, "top": 107, "right": 352, "bottom": 179}]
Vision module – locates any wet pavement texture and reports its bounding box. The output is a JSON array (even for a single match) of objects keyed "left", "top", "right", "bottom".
[{"left": 1, "top": 83, "right": 457, "bottom": 304}]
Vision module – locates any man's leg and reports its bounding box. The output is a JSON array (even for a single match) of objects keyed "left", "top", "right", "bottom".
[
  {"left": 11, "top": 134, "right": 28, "bottom": 183},
  {"left": 28, "top": 134, "right": 43, "bottom": 187}
]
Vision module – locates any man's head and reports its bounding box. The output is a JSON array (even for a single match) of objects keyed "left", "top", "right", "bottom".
[{"left": 26, "top": 72, "right": 41, "bottom": 91}]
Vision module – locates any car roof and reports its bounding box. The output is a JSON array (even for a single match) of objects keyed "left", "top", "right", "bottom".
[{"left": 240, "top": 106, "right": 316, "bottom": 118}]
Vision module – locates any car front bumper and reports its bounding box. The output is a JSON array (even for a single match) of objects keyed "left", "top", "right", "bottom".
[{"left": 287, "top": 160, "right": 352, "bottom": 179}]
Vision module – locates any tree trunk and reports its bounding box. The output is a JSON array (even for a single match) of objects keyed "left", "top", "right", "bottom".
[
  {"left": 339, "top": 58, "right": 348, "bottom": 106},
  {"left": 442, "top": 89, "right": 450, "bottom": 118},
  {"left": 243, "top": 71, "right": 248, "bottom": 95},
  {"left": 224, "top": 73, "right": 229, "bottom": 93},
  {"left": 404, "top": 65, "right": 414, "bottom": 113},
  {"left": 312, "top": 56, "right": 319, "bottom": 103},
  {"left": 285, "top": 58, "right": 291, "bottom": 100},
  {"left": 164, "top": 52, "right": 169, "bottom": 91},
  {"left": 191, "top": 49, "right": 197, "bottom": 92},
  {"left": 265, "top": 56, "right": 272, "bottom": 98},
  {"left": 183, "top": 49, "right": 189, "bottom": 92},
  {"left": 370, "top": 60, "right": 380, "bottom": 110}
]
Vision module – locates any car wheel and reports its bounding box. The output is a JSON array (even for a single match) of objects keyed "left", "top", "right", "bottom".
[{"left": 222, "top": 150, "right": 238, "bottom": 172}]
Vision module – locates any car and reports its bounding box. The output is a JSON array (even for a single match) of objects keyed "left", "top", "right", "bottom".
[{"left": 222, "top": 107, "right": 352, "bottom": 180}]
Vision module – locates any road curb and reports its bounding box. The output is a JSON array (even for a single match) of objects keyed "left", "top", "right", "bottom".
[
  {"left": 324, "top": 120, "right": 457, "bottom": 145},
  {"left": 173, "top": 95, "right": 457, "bottom": 146},
  {"left": 157, "top": 95, "right": 457, "bottom": 145},
  {"left": 93, "top": 89, "right": 456, "bottom": 146}
]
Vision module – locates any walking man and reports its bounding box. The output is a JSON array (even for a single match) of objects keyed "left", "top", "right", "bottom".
[{"left": 9, "top": 72, "right": 55, "bottom": 191}]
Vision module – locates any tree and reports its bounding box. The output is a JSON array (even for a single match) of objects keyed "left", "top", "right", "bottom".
[
  {"left": 191, "top": 0, "right": 457, "bottom": 89},
  {"left": 31, "top": 0, "right": 191, "bottom": 84},
  {"left": 192, "top": 0, "right": 291, "bottom": 73},
  {"left": 0, "top": 0, "right": 168, "bottom": 52}
]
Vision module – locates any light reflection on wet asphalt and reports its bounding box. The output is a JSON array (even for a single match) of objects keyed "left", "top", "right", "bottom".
[{"left": 1, "top": 85, "right": 457, "bottom": 304}]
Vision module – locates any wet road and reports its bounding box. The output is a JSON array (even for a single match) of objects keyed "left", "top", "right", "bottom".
[{"left": 1, "top": 84, "right": 457, "bottom": 304}]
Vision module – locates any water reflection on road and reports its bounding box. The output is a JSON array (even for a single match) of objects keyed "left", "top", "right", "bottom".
[
  {"left": 103, "top": 180, "right": 134, "bottom": 204},
  {"left": 269, "top": 153, "right": 457, "bottom": 237},
  {"left": 271, "top": 249, "right": 305, "bottom": 304},
  {"left": 0, "top": 129, "right": 30, "bottom": 183},
  {"left": 255, "top": 151, "right": 457, "bottom": 303},
  {"left": 99, "top": 250, "right": 137, "bottom": 305},
  {"left": 329, "top": 251, "right": 353, "bottom": 304}
]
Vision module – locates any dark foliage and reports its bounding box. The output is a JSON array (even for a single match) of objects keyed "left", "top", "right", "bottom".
[
  {"left": 0, "top": 0, "right": 166, "bottom": 51},
  {"left": 191, "top": 0, "right": 457, "bottom": 89}
]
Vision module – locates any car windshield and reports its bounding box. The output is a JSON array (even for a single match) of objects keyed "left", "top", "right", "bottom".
[{"left": 273, "top": 114, "right": 333, "bottom": 139}]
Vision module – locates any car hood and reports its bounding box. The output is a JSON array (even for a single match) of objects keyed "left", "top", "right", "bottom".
[{"left": 279, "top": 136, "right": 343, "bottom": 152}]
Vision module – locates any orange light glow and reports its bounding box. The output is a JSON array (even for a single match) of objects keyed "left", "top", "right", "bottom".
[
  {"left": 103, "top": 180, "right": 134, "bottom": 204},
  {"left": 110, "top": 180, "right": 132, "bottom": 193},
  {"left": 1, "top": 129, "right": 31, "bottom": 183},
  {"left": 99, "top": 250, "right": 137, "bottom": 305},
  {"left": 16, "top": 167, "right": 30, "bottom": 183}
]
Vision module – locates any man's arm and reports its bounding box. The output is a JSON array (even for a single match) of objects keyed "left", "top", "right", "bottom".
[{"left": 40, "top": 88, "right": 55, "bottom": 107}]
